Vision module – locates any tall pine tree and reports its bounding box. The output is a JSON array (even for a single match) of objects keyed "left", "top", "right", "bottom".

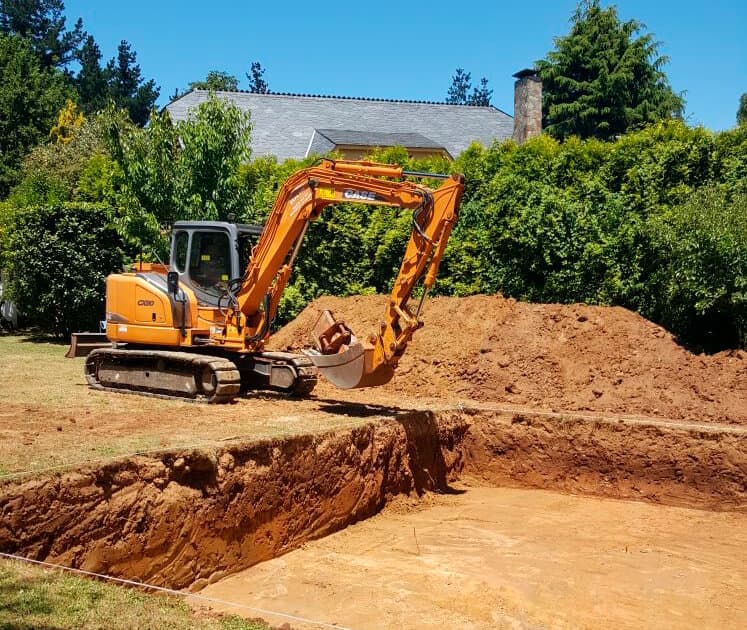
[
  {"left": 738, "top": 93, "right": 747, "bottom": 127},
  {"left": 75, "top": 35, "right": 107, "bottom": 114},
  {"left": 0, "top": 34, "right": 70, "bottom": 193},
  {"left": 446, "top": 68, "right": 472, "bottom": 104},
  {"left": 0, "top": 0, "right": 84, "bottom": 69},
  {"left": 246, "top": 61, "right": 268, "bottom": 93},
  {"left": 446, "top": 68, "right": 492, "bottom": 106},
  {"left": 106, "top": 40, "right": 159, "bottom": 126},
  {"left": 536, "top": 0, "right": 684, "bottom": 140},
  {"left": 468, "top": 78, "right": 493, "bottom": 106}
]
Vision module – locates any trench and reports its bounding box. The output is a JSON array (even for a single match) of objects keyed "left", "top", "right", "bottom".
[{"left": 0, "top": 405, "right": 745, "bottom": 595}]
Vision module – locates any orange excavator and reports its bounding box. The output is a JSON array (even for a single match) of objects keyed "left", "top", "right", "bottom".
[{"left": 81, "top": 159, "right": 464, "bottom": 402}]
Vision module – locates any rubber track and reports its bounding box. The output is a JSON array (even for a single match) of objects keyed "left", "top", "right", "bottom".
[{"left": 85, "top": 349, "right": 241, "bottom": 404}]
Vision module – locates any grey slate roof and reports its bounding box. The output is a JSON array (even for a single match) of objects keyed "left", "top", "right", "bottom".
[{"left": 165, "top": 90, "right": 513, "bottom": 160}]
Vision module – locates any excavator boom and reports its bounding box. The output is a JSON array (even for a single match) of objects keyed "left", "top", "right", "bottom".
[{"left": 218, "top": 159, "right": 464, "bottom": 389}]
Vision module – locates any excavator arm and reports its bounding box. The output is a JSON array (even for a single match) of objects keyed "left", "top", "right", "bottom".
[{"left": 217, "top": 158, "right": 464, "bottom": 389}]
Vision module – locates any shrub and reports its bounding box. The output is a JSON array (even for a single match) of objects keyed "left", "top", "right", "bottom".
[
  {"left": 645, "top": 186, "right": 747, "bottom": 350},
  {"left": 6, "top": 203, "right": 127, "bottom": 336},
  {"left": 7, "top": 107, "right": 128, "bottom": 208},
  {"left": 4, "top": 106, "right": 745, "bottom": 350}
]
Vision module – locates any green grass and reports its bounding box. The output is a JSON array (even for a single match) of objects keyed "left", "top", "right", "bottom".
[
  {"left": 0, "top": 334, "right": 88, "bottom": 408},
  {"left": 0, "top": 333, "right": 374, "bottom": 475},
  {"left": 0, "top": 559, "right": 270, "bottom": 630}
]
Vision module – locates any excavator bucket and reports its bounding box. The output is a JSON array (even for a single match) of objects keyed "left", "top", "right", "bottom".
[
  {"left": 66, "top": 332, "right": 110, "bottom": 358},
  {"left": 306, "top": 310, "right": 395, "bottom": 389}
]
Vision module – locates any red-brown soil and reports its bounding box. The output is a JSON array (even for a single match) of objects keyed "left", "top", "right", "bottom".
[
  {"left": 271, "top": 294, "right": 747, "bottom": 424},
  {"left": 3, "top": 409, "right": 745, "bottom": 594},
  {"left": 201, "top": 484, "right": 747, "bottom": 630},
  {"left": 0, "top": 413, "right": 465, "bottom": 590},
  {"left": 3, "top": 290, "right": 746, "bottom": 628}
]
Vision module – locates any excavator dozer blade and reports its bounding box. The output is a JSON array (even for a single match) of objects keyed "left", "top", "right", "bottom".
[
  {"left": 305, "top": 310, "right": 395, "bottom": 389},
  {"left": 66, "top": 332, "right": 110, "bottom": 358}
]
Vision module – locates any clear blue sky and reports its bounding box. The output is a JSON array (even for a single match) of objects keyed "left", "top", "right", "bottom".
[{"left": 64, "top": 0, "right": 745, "bottom": 131}]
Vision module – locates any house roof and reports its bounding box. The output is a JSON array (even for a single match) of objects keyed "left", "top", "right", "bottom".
[{"left": 166, "top": 90, "right": 514, "bottom": 161}]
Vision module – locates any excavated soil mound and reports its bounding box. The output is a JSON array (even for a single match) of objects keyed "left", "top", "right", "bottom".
[{"left": 271, "top": 295, "right": 747, "bottom": 424}]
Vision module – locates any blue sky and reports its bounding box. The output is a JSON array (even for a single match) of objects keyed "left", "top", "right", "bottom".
[{"left": 64, "top": 0, "right": 745, "bottom": 131}]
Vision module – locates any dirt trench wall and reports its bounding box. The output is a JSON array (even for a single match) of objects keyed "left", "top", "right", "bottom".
[
  {"left": 1, "top": 408, "right": 745, "bottom": 592},
  {"left": 461, "top": 409, "right": 747, "bottom": 511},
  {"left": 0, "top": 413, "right": 467, "bottom": 590}
]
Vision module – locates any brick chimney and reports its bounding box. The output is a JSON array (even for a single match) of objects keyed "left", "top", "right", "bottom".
[{"left": 512, "top": 68, "right": 542, "bottom": 144}]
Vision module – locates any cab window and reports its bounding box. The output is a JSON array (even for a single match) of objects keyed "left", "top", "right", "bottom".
[
  {"left": 173, "top": 231, "right": 189, "bottom": 272},
  {"left": 188, "top": 232, "right": 231, "bottom": 298}
]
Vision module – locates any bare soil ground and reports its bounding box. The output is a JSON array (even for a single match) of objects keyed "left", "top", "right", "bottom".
[
  {"left": 200, "top": 483, "right": 747, "bottom": 630},
  {"left": 0, "top": 336, "right": 399, "bottom": 475},
  {"left": 3, "top": 408, "right": 744, "bottom": 591},
  {"left": 1, "top": 293, "right": 745, "bottom": 474}
]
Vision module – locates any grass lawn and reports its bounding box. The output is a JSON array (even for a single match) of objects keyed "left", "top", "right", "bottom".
[
  {"left": 0, "top": 334, "right": 401, "bottom": 476},
  {"left": 0, "top": 558, "right": 269, "bottom": 630}
]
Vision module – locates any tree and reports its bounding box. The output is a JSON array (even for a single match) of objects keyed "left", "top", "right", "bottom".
[
  {"left": 48, "top": 98, "right": 84, "bottom": 144},
  {"left": 75, "top": 35, "right": 108, "bottom": 114},
  {"left": 536, "top": 0, "right": 684, "bottom": 140},
  {"left": 246, "top": 61, "right": 268, "bottom": 93},
  {"left": 0, "top": 34, "right": 70, "bottom": 194},
  {"left": 189, "top": 70, "right": 239, "bottom": 92},
  {"left": 0, "top": 0, "right": 84, "bottom": 69},
  {"left": 468, "top": 77, "right": 493, "bottom": 106},
  {"left": 108, "top": 96, "right": 252, "bottom": 252},
  {"left": 106, "top": 108, "right": 181, "bottom": 250},
  {"left": 738, "top": 93, "right": 747, "bottom": 126},
  {"left": 446, "top": 68, "right": 492, "bottom": 105},
  {"left": 446, "top": 68, "right": 471, "bottom": 104},
  {"left": 177, "top": 96, "right": 253, "bottom": 219},
  {"left": 106, "top": 40, "right": 160, "bottom": 126}
]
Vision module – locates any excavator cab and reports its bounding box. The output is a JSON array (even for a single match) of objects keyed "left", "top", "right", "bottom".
[{"left": 169, "top": 221, "right": 262, "bottom": 306}]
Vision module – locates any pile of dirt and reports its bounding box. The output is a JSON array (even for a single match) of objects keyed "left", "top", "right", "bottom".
[{"left": 270, "top": 295, "right": 747, "bottom": 424}]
